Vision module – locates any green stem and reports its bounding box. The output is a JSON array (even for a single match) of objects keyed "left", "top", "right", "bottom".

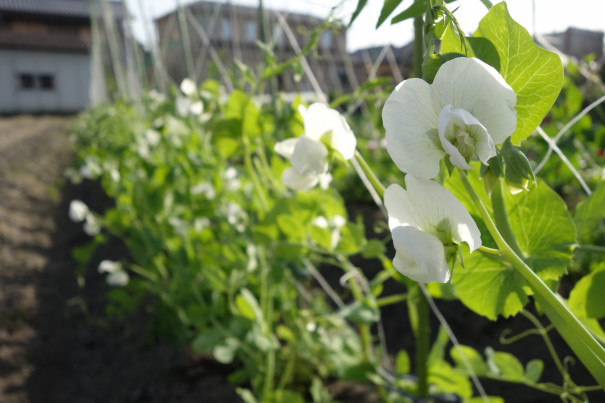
[
  {"left": 478, "top": 0, "right": 494, "bottom": 9},
  {"left": 259, "top": 248, "right": 276, "bottom": 398},
  {"left": 409, "top": 285, "right": 429, "bottom": 397},
  {"left": 353, "top": 150, "right": 385, "bottom": 198},
  {"left": 565, "top": 243, "right": 605, "bottom": 254},
  {"left": 413, "top": 16, "right": 424, "bottom": 78},
  {"left": 491, "top": 181, "right": 523, "bottom": 256},
  {"left": 459, "top": 172, "right": 605, "bottom": 388},
  {"left": 376, "top": 293, "right": 408, "bottom": 307},
  {"left": 339, "top": 256, "right": 374, "bottom": 365}
]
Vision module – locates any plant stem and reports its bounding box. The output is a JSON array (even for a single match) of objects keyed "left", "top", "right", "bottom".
[
  {"left": 459, "top": 172, "right": 605, "bottom": 388},
  {"left": 478, "top": 0, "right": 494, "bottom": 9},
  {"left": 415, "top": 287, "right": 430, "bottom": 398},
  {"left": 353, "top": 150, "right": 385, "bottom": 198},
  {"left": 491, "top": 181, "right": 523, "bottom": 256},
  {"left": 376, "top": 293, "right": 408, "bottom": 307}
]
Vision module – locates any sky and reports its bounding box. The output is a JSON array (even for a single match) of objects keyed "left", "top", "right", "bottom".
[{"left": 125, "top": 0, "right": 605, "bottom": 52}]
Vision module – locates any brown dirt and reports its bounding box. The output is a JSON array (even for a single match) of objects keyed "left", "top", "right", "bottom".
[{"left": 0, "top": 116, "right": 238, "bottom": 403}]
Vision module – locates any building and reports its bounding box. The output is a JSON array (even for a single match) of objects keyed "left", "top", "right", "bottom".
[
  {"left": 349, "top": 43, "right": 413, "bottom": 85},
  {"left": 155, "top": 1, "right": 351, "bottom": 95},
  {"left": 540, "top": 27, "right": 604, "bottom": 63},
  {"left": 0, "top": 0, "right": 122, "bottom": 114}
]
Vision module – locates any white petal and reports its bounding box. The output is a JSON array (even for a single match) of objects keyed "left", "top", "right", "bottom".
[
  {"left": 318, "top": 173, "right": 332, "bottom": 189},
  {"left": 383, "top": 78, "right": 445, "bottom": 179},
  {"left": 282, "top": 167, "right": 319, "bottom": 191},
  {"left": 106, "top": 270, "right": 129, "bottom": 287},
  {"left": 290, "top": 136, "right": 328, "bottom": 175},
  {"left": 437, "top": 105, "right": 496, "bottom": 169},
  {"left": 274, "top": 138, "right": 299, "bottom": 159},
  {"left": 392, "top": 226, "right": 450, "bottom": 283},
  {"left": 312, "top": 216, "right": 329, "bottom": 228},
  {"left": 180, "top": 78, "right": 197, "bottom": 96},
  {"left": 384, "top": 184, "right": 420, "bottom": 230},
  {"left": 98, "top": 260, "right": 122, "bottom": 274},
  {"left": 69, "top": 200, "right": 89, "bottom": 222},
  {"left": 299, "top": 103, "right": 356, "bottom": 159},
  {"left": 405, "top": 175, "right": 481, "bottom": 251},
  {"left": 432, "top": 58, "right": 517, "bottom": 145}
]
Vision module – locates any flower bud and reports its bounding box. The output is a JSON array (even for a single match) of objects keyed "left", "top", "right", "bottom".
[{"left": 502, "top": 139, "right": 535, "bottom": 192}]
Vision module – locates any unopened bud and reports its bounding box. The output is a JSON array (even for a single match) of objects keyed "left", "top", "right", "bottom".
[{"left": 502, "top": 139, "right": 535, "bottom": 192}]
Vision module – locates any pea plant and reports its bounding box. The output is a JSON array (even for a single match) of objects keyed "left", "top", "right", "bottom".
[{"left": 68, "top": 0, "right": 605, "bottom": 401}]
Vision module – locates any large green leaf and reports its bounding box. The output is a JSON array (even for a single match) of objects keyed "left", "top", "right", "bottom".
[
  {"left": 454, "top": 182, "right": 575, "bottom": 319},
  {"left": 574, "top": 181, "right": 605, "bottom": 243},
  {"left": 568, "top": 268, "right": 605, "bottom": 319},
  {"left": 473, "top": 3, "right": 563, "bottom": 145},
  {"left": 504, "top": 182, "right": 576, "bottom": 280}
]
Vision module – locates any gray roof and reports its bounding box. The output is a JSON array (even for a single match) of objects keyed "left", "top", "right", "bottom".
[{"left": 0, "top": 0, "right": 123, "bottom": 20}]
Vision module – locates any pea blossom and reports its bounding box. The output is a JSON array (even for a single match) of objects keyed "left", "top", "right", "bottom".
[
  {"left": 274, "top": 103, "right": 356, "bottom": 191},
  {"left": 384, "top": 175, "right": 481, "bottom": 283},
  {"left": 383, "top": 57, "right": 517, "bottom": 179}
]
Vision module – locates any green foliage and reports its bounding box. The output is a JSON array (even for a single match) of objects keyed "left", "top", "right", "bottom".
[{"left": 454, "top": 181, "right": 576, "bottom": 319}]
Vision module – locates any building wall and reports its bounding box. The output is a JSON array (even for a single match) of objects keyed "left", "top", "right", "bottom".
[
  {"left": 156, "top": 2, "right": 350, "bottom": 94},
  {"left": 0, "top": 49, "right": 90, "bottom": 113}
]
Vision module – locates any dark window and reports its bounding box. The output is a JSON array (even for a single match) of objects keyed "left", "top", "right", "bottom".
[
  {"left": 18, "top": 73, "right": 35, "bottom": 89},
  {"left": 39, "top": 74, "right": 55, "bottom": 90}
]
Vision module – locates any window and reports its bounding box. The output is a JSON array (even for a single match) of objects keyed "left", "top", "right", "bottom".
[
  {"left": 39, "top": 74, "right": 55, "bottom": 90},
  {"left": 221, "top": 18, "right": 232, "bottom": 40},
  {"left": 245, "top": 21, "right": 256, "bottom": 42},
  {"left": 18, "top": 73, "right": 35, "bottom": 90},
  {"left": 319, "top": 31, "right": 332, "bottom": 49},
  {"left": 17, "top": 73, "right": 55, "bottom": 91}
]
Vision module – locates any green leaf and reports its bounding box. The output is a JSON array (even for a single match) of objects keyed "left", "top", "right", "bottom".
[
  {"left": 348, "top": 0, "right": 368, "bottom": 26},
  {"left": 574, "top": 181, "right": 605, "bottom": 243},
  {"left": 235, "top": 288, "right": 264, "bottom": 323},
  {"left": 309, "top": 225, "right": 332, "bottom": 250},
  {"left": 376, "top": 0, "right": 405, "bottom": 28},
  {"left": 525, "top": 359, "right": 543, "bottom": 383},
  {"left": 504, "top": 181, "right": 576, "bottom": 280},
  {"left": 486, "top": 348, "right": 525, "bottom": 381},
  {"left": 213, "top": 337, "right": 240, "bottom": 364},
  {"left": 277, "top": 214, "right": 305, "bottom": 242},
  {"left": 454, "top": 181, "right": 575, "bottom": 319},
  {"left": 338, "top": 299, "right": 379, "bottom": 324},
  {"left": 429, "top": 360, "right": 473, "bottom": 398},
  {"left": 361, "top": 239, "right": 385, "bottom": 258},
  {"left": 395, "top": 350, "right": 410, "bottom": 374},
  {"left": 474, "top": 2, "right": 563, "bottom": 144},
  {"left": 391, "top": 1, "right": 427, "bottom": 24},
  {"left": 568, "top": 268, "right": 605, "bottom": 319},
  {"left": 450, "top": 345, "right": 488, "bottom": 376}
]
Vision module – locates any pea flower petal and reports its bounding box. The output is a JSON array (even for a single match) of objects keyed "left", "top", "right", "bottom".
[
  {"left": 383, "top": 57, "right": 516, "bottom": 179},
  {"left": 384, "top": 175, "right": 481, "bottom": 283},
  {"left": 275, "top": 103, "right": 355, "bottom": 191}
]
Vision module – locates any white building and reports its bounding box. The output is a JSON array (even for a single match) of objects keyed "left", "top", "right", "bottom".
[{"left": 0, "top": 0, "right": 121, "bottom": 114}]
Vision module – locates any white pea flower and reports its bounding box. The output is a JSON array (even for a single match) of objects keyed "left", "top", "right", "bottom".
[
  {"left": 144, "top": 129, "right": 161, "bottom": 147},
  {"left": 106, "top": 271, "right": 129, "bottom": 287},
  {"left": 383, "top": 57, "right": 517, "bottom": 179},
  {"left": 274, "top": 103, "right": 356, "bottom": 191},
  {"left": 384, "top": 175, "right": 481, "bottom": 283},
  {"left": 69, "top": 200, "right": 89, "bottom": 222},
  {"left": 83, "top": 213, "right": 101, "bottom": 236},
  {"left": 224, "top": 167, "right": 241, "bottom": 192},
  {"left": 191, "top": 182, "right": 216, "bottom": 199},
  {"left": 98, "top": 260, "right": 122, "bottom": 274},
  {"left": 80, "top": 157, "right": 102, "bottom": 179},
  {"left": 226, "top": 202, "right": 247, "bottom": 233},
  {"left": 180, "top": 78, "right": 197, "bottom": 97},
  {"left": 98, "top": 260, "right": 129, "bottom": 287},
  {"left": 189, "top": 101, "right": 204, "bottom": 115},
  {"left": 311, "top": 214, "right": 347, "bottom": 249}
]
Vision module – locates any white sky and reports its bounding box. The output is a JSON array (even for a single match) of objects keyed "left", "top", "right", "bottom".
[{"left": 126, "top": 0, "right": 605, "bottom": 52}]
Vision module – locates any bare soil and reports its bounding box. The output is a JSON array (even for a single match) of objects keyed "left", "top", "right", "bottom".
[{"left": 0, "top": 116, "right": 237, "bottom": 403}]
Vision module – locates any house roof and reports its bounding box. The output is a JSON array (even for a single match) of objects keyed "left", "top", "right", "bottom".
[{"left": 0, "top": 0, "right": 123, "bottom": 20}]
